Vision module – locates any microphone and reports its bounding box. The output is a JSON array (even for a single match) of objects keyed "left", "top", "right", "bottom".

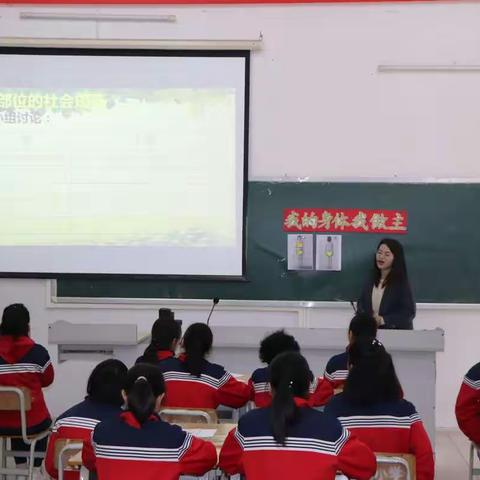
[
  {"left": 350, "top": 301, "right": 357, "bottom": 313},
  {"left": 206, "top": 297, "right": 220, "bottom": 326}
]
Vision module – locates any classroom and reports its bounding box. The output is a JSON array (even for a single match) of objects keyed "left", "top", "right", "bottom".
[{"left": 0, "top": 0, "right": 479, "bottom": 478}]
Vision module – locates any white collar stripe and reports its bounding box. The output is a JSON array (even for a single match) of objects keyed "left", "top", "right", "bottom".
[
  {"left": 162, "top": 371, "right": 225, "bottom": 389},
  {"left": 235, "top": 430, "right": 350, "bottom": 455},
  {"left": 464, "top": 376, "right": 480, "bottom": 390}
]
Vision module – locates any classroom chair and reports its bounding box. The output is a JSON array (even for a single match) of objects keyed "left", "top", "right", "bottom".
[
  {"left": 469, "top": 443, "right": 480, "bottom": 480},
  {"left": 0, "top": 386, "right": 50, "bottom": 480},
  {"left": 159, "top": 407, "right": 218, "bottom": 424},
  {"left": 54, "top": 438, "right": 83, "bottom": 480},
  {"left": 373, "top": 453, "right": 416, "bottom": 480}
]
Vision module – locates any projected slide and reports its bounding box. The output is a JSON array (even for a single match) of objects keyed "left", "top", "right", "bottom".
[{"left": 0, "top": 51, "right": 247, "bottom": 276}]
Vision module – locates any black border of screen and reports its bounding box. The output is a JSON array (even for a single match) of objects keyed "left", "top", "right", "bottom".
[{"left": 0, "top": 47, "right": 250, "bottom": 282}]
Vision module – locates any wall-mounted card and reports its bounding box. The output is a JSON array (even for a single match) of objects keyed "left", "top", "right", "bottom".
[
  {"left": 287, "top": 234, "right": 314, "bottom": 270},
  {"left": 316, "top": 235, "right": 342, "bottom": 271}
]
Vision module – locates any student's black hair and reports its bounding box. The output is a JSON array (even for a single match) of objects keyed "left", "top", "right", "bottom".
[
  {"left": 259, "top": 330, "right": 300, "bottom": 365},
  {"left": 86, "top": 359, "right": 128, "bottom": 406},
  {"left": 373, "top": 238, "right": 409, "bottom": 288},
  {"left": 0, "top": 304, "right": 30, "bottom": 337},
  {"left": 269, "top": 351, "right": 311, "bottom": 445},
  {"left": 158, "top": 308, "right": 174, "bottom": 321},
  {"left": 142, "top": 317, "right": 182, "bottom": 363},
  {"left": 348, "top": 313, "right": 378, "bottom": 341},
  {"left": 182, "top": 323, "right": 213, "bottom": 377},
  {"left": 124, "top": 363, "right": 165, "bottom": 425},
  {"left": 344, "top": 337, "right": 402, "bottom": 405}
]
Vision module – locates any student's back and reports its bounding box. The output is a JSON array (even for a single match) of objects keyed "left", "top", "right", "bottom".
[
  {"left": 160, "top": 323, "right": 250, "bottom": 409},
  {"left": 455, "top": 361, "right": 480, "bottom": 444},
  {"left": 249, "top": 330, "right": 333, "bottom": 407},
  {"left": 91, "top": 411, "right": 214, "bottom": 480},
  {"left": 83, "top": 363, "right": 217, "bottom": 480},
  {"left": 221, "top": 402, "right": 373, "bottom": 480},
  {"left": 0, "top": 304, "right": 53, "bottom": 433},
  {"left": 220, "top": 352, "right": 376, "bottom": 480},
  {"left": 325, "top": 338, "right": 434, "bottom": 480},
  {"left": 45, "top": 359, "right": 127, "bottom": 480},
  {"left": 326, "top": 394, "right": 432, "bottom": 472},
  {"left": 160, "top": 354, "right": 249, "bottom": 408}
]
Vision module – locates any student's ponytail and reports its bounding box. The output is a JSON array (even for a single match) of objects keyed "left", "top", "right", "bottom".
[
  {"left": 183, "top": 323, "right": 213, "bottom": 377},
  {"left": 142, "top": 318, "right": 181, "bottom": 363},
  {"left": 269, "top": 352, "right": 311, "bottom": 445},
  {"left": 124, "top": 363, "right": 165, "bottom": 425}
]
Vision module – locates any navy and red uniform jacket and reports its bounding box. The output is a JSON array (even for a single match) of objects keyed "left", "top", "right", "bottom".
[
  {"left": 158, "top": 354, "right": 250, "bottom": 409},
  {"left": 324, "top": 351, "right": 349, "bottom": 390},
  {"left": 248, "top": 366, "right": 334, "bottom": 408},
  {"left": 456, "top": 361, "right": 480, "bottom": 444},
  {"left": 219, "top": 397, "right": 376, "bottom": 480},
  {"left": 325, "top": 393, "right": 434, "bottom": 480},
  {"left": 136, "top": 350, "right": 175, "bottom": 365},
  {"left": 0, "top": 335, "right": 54, "bottom": 432},
  {"left": 83, "top": 411, "right": 217, "bottom": 480},
  {"left": 45, "top": 398, "right": 122, "bottom": 480}
]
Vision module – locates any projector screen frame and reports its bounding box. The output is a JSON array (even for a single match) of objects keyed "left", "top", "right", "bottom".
[{"left": 0, "top": 46, "right": 250, "bottom": 281}]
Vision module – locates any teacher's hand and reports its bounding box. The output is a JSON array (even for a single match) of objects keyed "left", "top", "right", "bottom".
[{"left": 374, "top": 313, "right": 385, "bottom": 327}]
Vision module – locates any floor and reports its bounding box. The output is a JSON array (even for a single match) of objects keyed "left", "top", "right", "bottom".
[{"left": 436, "top": 429, "right": 475, "bottom": 479}]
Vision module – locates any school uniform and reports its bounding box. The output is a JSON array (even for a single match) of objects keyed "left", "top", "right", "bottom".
[
  {"left": 248, "top": 366, "right": 333, "bottom": 407},
  {"left": 45, "top": 398, "right": 122, "bottom": 480},
  {"left": 0, "top": 335, "right": 53, "bottom": 433},
  {"left": 455, "top": 361, "right": 480, "bottom": 444},
  {"left": 158, "top": 354, "right": 250, "bottom": 409},
  {"left": 83, "top": 411, "right": 217, "bottom": 480},
  {"left": 324, "top": 351, "right": 349, "bottom": 390},
  {"left": 219, "top": 397, "right": 376, "bottom": 480},
  {"left": 136, "top": 350, "right": 175, "bottom": 365},
  {"left": 325, "top": 393, "right": 434, "bottom": 480}
]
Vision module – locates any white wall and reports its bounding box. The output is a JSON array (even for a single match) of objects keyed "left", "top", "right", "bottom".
[
  {"left": 1, "top": 1, "right": 480, "bottom": 429},
  {"left": 3, "top": 2, "right": 480, "bottom": 179}
]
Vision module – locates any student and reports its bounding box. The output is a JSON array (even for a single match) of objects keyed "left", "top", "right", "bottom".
[
  {"left": 45, "top": 359, "right": 128, "bottom": 480},
  {"left": 83, "top": 363, "right": 217, "bottom": 480},
  {"left": 136, "top": 316, "right": 181, "bottom": 364},
  {"left": 324, "top": 313, "right": 377, "bottom": 390},
  {"left": 249, "top": 330, "right": 333, "bottom": 407},
  {"left": 159, "top": 323, "right": 250, "bottom": 409},
  {"left": 357, "top": 238, "right": 415, "bottom": 330},
  {"left": 0, "top": 303, "right": 54, "bottom": 471},
  {"left": 325, "top": 338, "right": 434, "bottom": 480},
  {"left": 219, "top": 351, "right": 376, "bottom": 480},
  {"left": 455, "top": 361, "right": 480, "bottom": 445}
]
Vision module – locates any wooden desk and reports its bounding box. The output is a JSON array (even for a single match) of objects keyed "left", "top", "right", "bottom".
[{"left": 181, "top": 422, "right": 236, "bottom": 451}]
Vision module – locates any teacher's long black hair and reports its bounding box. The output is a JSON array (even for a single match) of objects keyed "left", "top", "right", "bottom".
[
  {"left": 269, "top": 351, "right": 311, "bottom": 445},
  {"left": 373, "top": 238, "right": 409, "bottom": 288}
]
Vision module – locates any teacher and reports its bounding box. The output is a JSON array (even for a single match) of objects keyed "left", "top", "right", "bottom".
[{"left": 357, "top": 238, "right": 415, "bottom": 330}]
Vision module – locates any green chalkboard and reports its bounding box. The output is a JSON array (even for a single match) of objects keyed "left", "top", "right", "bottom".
[{"left": 57, "top": 181, "right": 480, "bottom": 302}]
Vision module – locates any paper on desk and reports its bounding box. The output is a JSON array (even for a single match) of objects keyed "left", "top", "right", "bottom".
[{"left": 184, "top": 428, "right": 216, "bottom": 438}]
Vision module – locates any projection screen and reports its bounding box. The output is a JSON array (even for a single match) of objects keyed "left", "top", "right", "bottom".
[{"left": 0, "top": 48, "right": 249, "bottom": 277}]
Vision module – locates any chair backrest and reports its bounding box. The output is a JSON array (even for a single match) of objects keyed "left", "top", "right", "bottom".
[
  {"left": 373, "top": 453, "right": 416, "bottom": 480},
  {"left": 0, "top": 387, "right": 31, "bottom": 411},
  {"left": 53, "top": 438, "right": 83, "bottom": 478},
  {"left": 159, "top": 407, "right": 218, "bottom": 424}
]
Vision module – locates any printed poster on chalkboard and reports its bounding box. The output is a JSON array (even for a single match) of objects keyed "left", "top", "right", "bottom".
[
  {"left": 316, "top": 235, "right": 342, "bottom": 271},
  {"left": 287, "top": 234, "right": 314, "bottom": 270}
]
